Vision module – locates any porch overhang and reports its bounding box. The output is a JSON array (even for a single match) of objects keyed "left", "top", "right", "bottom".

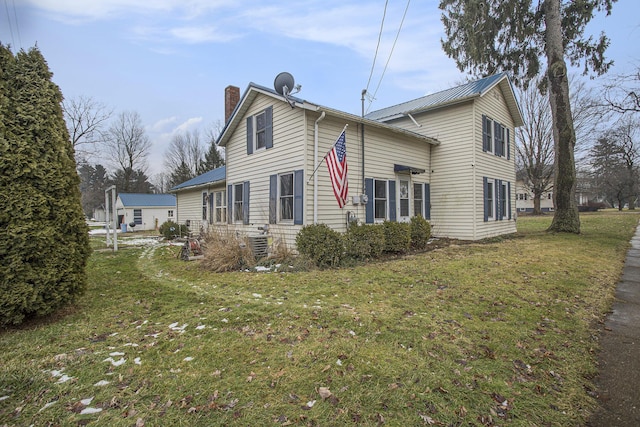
[{"left": 394, "top": 164, "right": 426, "bottom": 175}]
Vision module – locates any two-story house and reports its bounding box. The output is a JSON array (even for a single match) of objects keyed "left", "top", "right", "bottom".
[{"left": 172, "top": 73, "right": 523, "bottom": 250}]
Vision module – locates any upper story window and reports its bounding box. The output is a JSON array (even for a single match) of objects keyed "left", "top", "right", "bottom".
[
  {"left": 247, "top": 106, "right": 273, "bottom": 154},
  {"left": 482, "top": 115, "right": 510, "bottom": 159}
]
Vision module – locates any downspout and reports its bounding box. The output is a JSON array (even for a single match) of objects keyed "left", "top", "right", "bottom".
[{"left": 314, "top": 111, "right": 326, "bottom": 224}]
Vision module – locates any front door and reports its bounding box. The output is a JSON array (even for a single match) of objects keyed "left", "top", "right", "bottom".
[{"left": 399, "top": 179, "right": 410, "bottom": 223}]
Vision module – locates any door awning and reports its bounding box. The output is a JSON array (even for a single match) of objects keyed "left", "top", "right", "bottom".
[{"left": 394, "top": 164, "right": 426, "bottom": 175}]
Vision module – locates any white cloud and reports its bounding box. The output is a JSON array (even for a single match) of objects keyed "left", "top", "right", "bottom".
[
  {"left": 174, "top": 117, "right": 203, "bottom": 133},
  {"left": 150, "top": 116, "right": 178, "bottom": 132}
]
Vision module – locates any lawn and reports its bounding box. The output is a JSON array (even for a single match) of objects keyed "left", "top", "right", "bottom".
[{"left": 1, "top": 212, "right": 638, "bottom": 426}]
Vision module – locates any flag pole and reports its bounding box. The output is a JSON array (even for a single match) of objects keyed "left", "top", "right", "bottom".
[{"left": 307, "top": 124, "right": 349, "bottom": 184}]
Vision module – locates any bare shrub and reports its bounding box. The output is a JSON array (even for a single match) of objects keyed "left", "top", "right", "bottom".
[{"left": 200, "top": 229, "right": 255, "bottom": 272}]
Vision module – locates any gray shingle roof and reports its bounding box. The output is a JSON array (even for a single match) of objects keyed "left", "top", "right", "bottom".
[
  {"left": 365, "top": 73, "right": 519, "bottom": 123},
  {"left": 118, "top": 193, "right": 176, "bottom": 207},
  {"left": 170, "top": 166, "right": 226, "bottom": 191}
]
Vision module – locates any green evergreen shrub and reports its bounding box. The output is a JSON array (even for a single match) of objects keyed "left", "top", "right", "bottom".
[
  {"left": 159, "top": 220, "right": 188, "bottom": 240},
  {"left": 410, "top": 215, "right": 432, "bottom": 250},
  {"left": 344, "top": 223, "right": 385, "bottom": 261},
  {"left": 382, "top": 221, "right": 411, "bottom": 254},
  {"left": 0, "top": 45, "right": 91, "bottom": 326},
  {"left": 295, "top": 223, "right": 343, "bottom": 268}
]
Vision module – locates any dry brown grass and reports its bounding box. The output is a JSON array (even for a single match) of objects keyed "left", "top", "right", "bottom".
[{"left": 199, "top": 228, "right": 255, "bottom": 272}]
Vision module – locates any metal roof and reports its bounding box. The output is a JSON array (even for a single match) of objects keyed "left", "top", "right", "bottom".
[
  {"left": 365, "top": 73, "right": 523, "bottom": 127},
  {"left": 170, "top": 166, "right": 226, "bottom": 191},
  {"left": 118, "top": 193, "right": 176, "bottom": 207}
]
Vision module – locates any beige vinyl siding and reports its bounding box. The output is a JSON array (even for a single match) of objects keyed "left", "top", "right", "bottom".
[
  {"left": 175, "top": 188, "right": 205, "bottom": 225},
  {"left": 474, "top": 86, "right": 517, "bottom": 238},
  {"left": 393, "top": 102, "right": 476, "bottom": 239},
  {"left": 301, "top": 113, "right": 432, "bottom": 231},
  {"left": 225, "top": 93, "right": 308, "bottom": 244}
]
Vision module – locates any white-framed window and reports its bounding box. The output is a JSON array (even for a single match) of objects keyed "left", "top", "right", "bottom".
[
  {"left": 233, "top": 183, "right": 244, "bottom": 222},
  {"left": 254, "top": 110, "right": 267, "bottom": 150},
  {"left": 133, "top": 209, "right": 142, "bottom": 225},
  {"left": 279, "top": 172, "right": 294, "bottom": 222},
  {"left": 482, "top": 115, "right": 509, "bottom": 158},
  {"left": 214, "top": 190, "right": 226, "bottom": 223},
  {"left": 413, "top": 183, "right": 423, "bottom": 217},
  {"left": 374, "top": 179, "right": 387, "bottom": 221},
  {"left": 202, "top": 192, "right": 208, "bottom": 221},
  {"left": 399, "top": 179, "right": 410, "bottom": 218},
  {"left": 168, "top": 209, "right": 174, "bottom": 218},
  {"left": 486, "top": 180, "right": 495, "bottom": 220},
  {"left": 500, "top": 182, "right": 508, "bottom": 220},
  {"left": 247, "top": 106, "right": 273, "bottom": 154}
]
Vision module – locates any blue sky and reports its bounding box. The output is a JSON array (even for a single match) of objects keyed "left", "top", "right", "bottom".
[{"left": 2, "top": 0, "right": 639, "bottom": 178}]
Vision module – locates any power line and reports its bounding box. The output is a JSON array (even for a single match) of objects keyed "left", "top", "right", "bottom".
[
  {"left": 4, "top": 0, "right": 15, "bottom": 47},
  {"left": 367, "top": 0, "right": 411, "bottom": 114},
  {"left": 11, "top": 0, "right": 21, "bottom": 48},
  {"left": 364, "top": 0, "right": 389, "bottom": 94}
]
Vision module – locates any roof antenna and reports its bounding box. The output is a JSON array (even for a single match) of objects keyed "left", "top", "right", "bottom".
[{"left": 274, "top": 72, "right": 301, "bottom": 108}]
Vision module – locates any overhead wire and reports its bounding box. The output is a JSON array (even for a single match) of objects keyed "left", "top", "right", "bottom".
[
  {"left": 366, "top": 0, "right": 411, "bottom": 114},
  {"left": 364, "top": 0, "right": 389, "bottom": 95},
  {"left": 4, "top": 0, "right": 15, "bottom": 47},
  {"left": 11, "top": 0, "right": 21, "bottom": 48}
]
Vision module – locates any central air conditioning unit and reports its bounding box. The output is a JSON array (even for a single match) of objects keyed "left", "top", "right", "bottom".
[{"left": 248, "top": 235, "right": 268, "bottom": 259}]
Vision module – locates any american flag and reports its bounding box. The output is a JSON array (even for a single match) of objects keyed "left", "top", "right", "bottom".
[{"left": 326, "top": 129, "right": 348, "bottom": 208}]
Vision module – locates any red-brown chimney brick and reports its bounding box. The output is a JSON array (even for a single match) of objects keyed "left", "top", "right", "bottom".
[{"left": 225, "top": 85, "right": 240, "bottom": 123}]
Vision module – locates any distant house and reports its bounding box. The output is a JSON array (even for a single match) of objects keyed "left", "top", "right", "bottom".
[
  {"left": 172, "top": 73, "right": 523, "bottom": 250},
  {"left": 169, "top": 167, "right": 226, "bottom": 233},
  {"left": 115, "top": 193, "right": 176, "bottom": 232},
  {"left": 515, "top": 178, "right": 555, "bottom": 214}
]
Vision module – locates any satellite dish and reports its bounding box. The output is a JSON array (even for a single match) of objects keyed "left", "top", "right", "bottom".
[
  {"left": 274, "top": 72, "right": 295, "bottom": 96},
  {"left": 274, "top": 72, "right": 302, "bottom": 108}
]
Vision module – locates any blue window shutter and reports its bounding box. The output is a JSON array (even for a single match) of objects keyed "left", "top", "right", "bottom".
[
  {"left": 483, "top": 177, "right": 489, "bottom": 222},
  {"left": 269, "top": 174, "right": 277, "bottom": 224},
  {"left": 424, "top": 183, "right": 431, "bottom": 220},
  {"left": 227, "top": 184, "right": 233, "bottom": 224},
  {"left": 507, "top": 181, "right": 512, "bottom": 219},
  {"left": 209, "top": 192, "right": 214, "bottom": 224},
  {"left": 482, "top": 115, "right": 488, "bottom": 152},
  {"left": 243, "top": 181, "right": 250, "bottom": 225},
  {"left": 365, "top": 178, "right": 373, "bottom": 224},
  {"left": 246, "top": 116, "right": 253, "bottom": 155},
  {"left": 388, "top": 180, "right": 396, "bottom": 222},
  {"left": 294, "top": 169, "right": 304, "bottom": 225},
  {"left": 265, "top": 106, "right": 273, "bottom": 149},
  {"left": 506, "top": 128, "right": 511, "bottom": 160},
  {"left": 495, "top": 179, "right": 501, "bottom": 221}
]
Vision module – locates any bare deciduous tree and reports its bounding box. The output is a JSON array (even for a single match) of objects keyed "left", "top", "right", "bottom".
[
  {"left": 62, "top": 95, "right": 112, "bottom": 163},
  {"left": 164, "top": 129, "right": 205, "bottom": 188},
  {"left": 602, "top": 66, "right": 640, "bottom": 114},
  {"left": 103, "top": 111, "right": 151, "bottom": 192}
]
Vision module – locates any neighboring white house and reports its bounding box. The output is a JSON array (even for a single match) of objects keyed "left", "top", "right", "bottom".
[
  {"left": 172, "top": 73, "right": 524, "bottom": 250},
  {"left": 169, "top": 167, "right": 226, "bottom": 234},
  {"left": 115, "top": 193, "right": 177, "bottom": 232},
  {"left": 515, "top": 178, "right": 555, "bottom": 213}
]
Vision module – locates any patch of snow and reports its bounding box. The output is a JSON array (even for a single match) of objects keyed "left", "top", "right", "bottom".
[
  {"left": 103, "top": 357, "right": 126, "bottom": 367},
  {"left": 183, "top": 357, "right": 194, "bottom": 362},
  {"left": 169, "top": 322, "right": 188, "bottom": 332},
  {"left": 195, "top": 325, "right": 206, "bottom": 330},
  {"left": 0, "top": 395, "right": 9, "bottom": 401},
  {"left": 252, "top": 293, "right": 263, "bottom": 298},
  {"left": 221, "top": 318, "right": 229, "bottom": 323},
  {"left": 123, "top": 343, "right": 139, "bottom": 347},
  {"left": 38, "top": 401, "right": 57, "bottom": 412},
  {"left": 109, "top": 352, "right": 125, "bottom": 357},
  {"left": 94, "top": 380, "right": 110, "bottom": 387},
  {"left": 80, "top": 407, "right": 102, "bottom": 415},
  {"left": 134, "top": 357, "right": 142, "bottom": 365},
  {"left": 56, "top": 375, "right": 73, "bottom": 384},
  {"left": 80, "top": 397, "right": 94, "bottom": 405}
]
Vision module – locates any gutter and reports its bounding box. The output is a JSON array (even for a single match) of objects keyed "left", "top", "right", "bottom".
[{"left": 314, "top": 111, "right": 326, "bottom": 224}]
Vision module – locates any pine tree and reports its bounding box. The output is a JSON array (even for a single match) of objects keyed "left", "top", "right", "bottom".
[
  {"left": 0, "top": 45, "right": 91, "bottom": 325},
  {"left": 198, "top": 139, "right": 225, "bottom": 174}
]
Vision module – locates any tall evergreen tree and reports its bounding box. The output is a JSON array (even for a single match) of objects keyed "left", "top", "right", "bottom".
[
  {"left": 439, "top": 0, "right": 617, "bottom": 233},
  {"left": 0, "top": 45, "right": 91, "bottom": 325},
  {"left": 199, "top": 140, "right": 225, "bottom": 174}
]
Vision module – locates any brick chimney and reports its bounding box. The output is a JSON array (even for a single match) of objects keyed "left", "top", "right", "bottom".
[{"left": 225, "top": 85, "right": 240, "bottom": 123}]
